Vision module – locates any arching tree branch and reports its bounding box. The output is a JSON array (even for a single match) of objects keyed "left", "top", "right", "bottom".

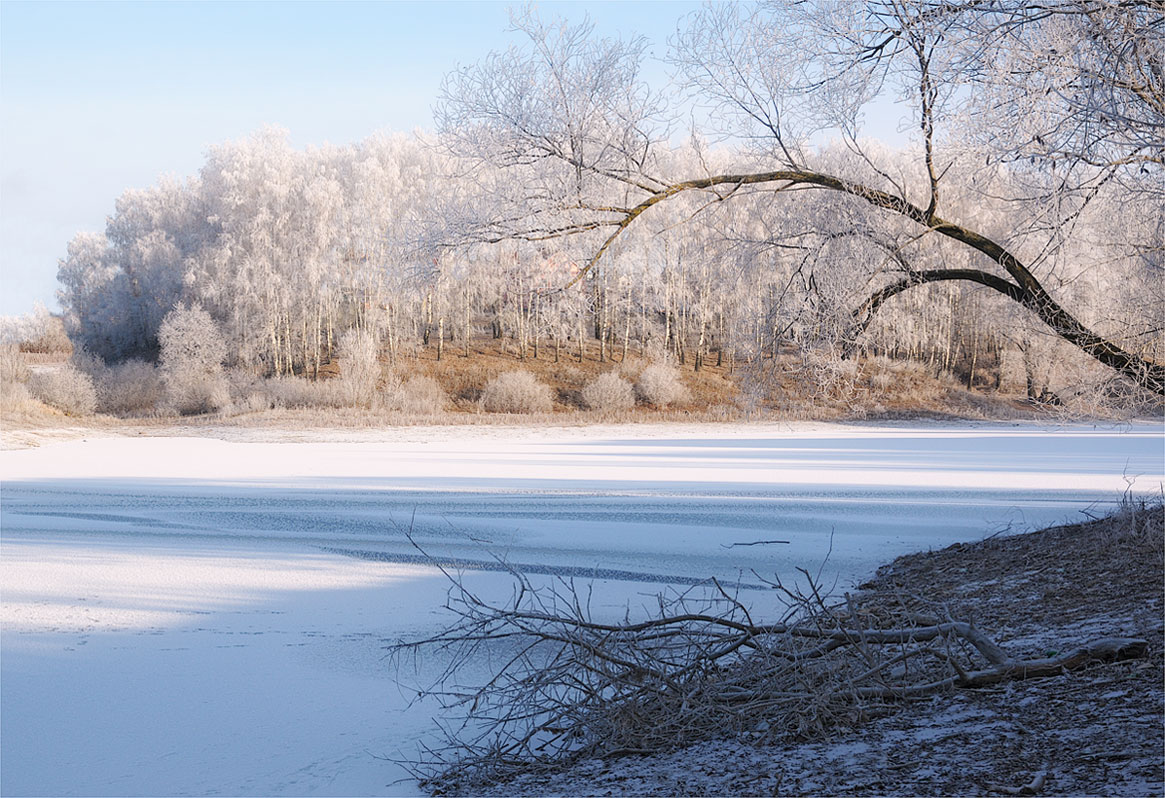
[
  {"left": 568, "top": 168, "right": 1165, "bottom": 394},
  {"left": 850, "top": 268, "right": 1027, "bottom": 342}
]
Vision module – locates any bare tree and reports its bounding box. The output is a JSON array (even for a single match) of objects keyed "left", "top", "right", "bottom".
[
  {"left": 436, "top": 2, "right": 1165, "bottom": 394},
  {"left": 948, "top": 1, "right": 1164, "bottom": 181}
]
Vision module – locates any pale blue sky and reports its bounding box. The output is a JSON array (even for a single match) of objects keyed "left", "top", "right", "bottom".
[{"left": 0, "top": 0, "right": 906, "bottom": 316}]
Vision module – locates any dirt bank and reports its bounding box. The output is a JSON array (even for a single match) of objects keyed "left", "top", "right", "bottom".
[{"left": 465, "top": 504, "right": 1164, "bottom": 797}]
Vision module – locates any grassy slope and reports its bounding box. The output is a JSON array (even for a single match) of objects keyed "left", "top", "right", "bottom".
[{"left": 0, "top": 340, "right": 1063, "bottom": 440}]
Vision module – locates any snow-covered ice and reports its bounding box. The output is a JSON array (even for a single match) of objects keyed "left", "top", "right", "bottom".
[{"left": 1, "top": 421, "right": 1161, "bottom": 796}]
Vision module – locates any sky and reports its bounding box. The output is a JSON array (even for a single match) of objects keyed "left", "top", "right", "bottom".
[{"left": 0, "top": 0, "right": 908, "bottom": 317}]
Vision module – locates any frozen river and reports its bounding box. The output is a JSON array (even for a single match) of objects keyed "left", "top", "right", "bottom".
[{"left": 2, "top": 421, "right": 1162, "bottom": 795}]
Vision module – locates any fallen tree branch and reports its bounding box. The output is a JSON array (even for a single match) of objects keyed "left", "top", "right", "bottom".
[
  {"left": 961, "top": 638, "right": 1147, "bottom": 687},
  {"left": 390, "top": 559, "right": 1149, "bottom": 794}
]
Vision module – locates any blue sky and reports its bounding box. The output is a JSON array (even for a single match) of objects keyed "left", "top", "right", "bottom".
[{"left": 0, "top": 1, "right": 906, "bottom": 316}]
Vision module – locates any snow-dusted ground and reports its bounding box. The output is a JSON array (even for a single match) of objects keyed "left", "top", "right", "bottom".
[{"left": 1, "top": 421, "right": 1161, "bottom": 796}]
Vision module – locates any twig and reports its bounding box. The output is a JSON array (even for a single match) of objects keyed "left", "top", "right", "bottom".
[{"left": 721, "top": 539, "right": 791, "bottom": 548}]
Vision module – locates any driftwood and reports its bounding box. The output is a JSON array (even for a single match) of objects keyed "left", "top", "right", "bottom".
[{"left": 391, "top": 562, "right": 1148, "bottom": 793}]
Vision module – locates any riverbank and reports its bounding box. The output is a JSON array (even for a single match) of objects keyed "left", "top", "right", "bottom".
[{"left": 463, "top": 502, "right": 1164, "bottom": 797}]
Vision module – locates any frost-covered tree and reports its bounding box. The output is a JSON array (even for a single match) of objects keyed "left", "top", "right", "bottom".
[
  {"left": 158, "top": 304, "right": 228, "bottom": 414},
  {"left": 435, "top": 3, "right": 1164, "bottom": 393},
  {"left": 47, "top": 2, "right": 1161, "bottom": 405}
]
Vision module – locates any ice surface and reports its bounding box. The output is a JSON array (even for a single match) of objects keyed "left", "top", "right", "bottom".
[{"left": 1, "top": 421, "right": 1161, "bottom": 795}]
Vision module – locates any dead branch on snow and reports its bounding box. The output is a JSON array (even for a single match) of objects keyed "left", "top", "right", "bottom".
[{"left": 390, "top": 564, "right": 1147, "bottom": 794}]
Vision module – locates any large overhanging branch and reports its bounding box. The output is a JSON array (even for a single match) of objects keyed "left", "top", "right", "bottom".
[
  {"left": 567, "top": 168, "right": 1165, "bottom": 394},
  {"left": 850, "top": 267, "right": 1027, "bottom": 342}
]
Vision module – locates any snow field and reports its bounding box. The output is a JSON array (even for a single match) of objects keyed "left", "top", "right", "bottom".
[{"left": 1, "top": 421, "right": 1161, "bottom": 795}]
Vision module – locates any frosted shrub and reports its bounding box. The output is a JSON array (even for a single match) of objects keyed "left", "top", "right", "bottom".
[
  {"left": 799, "top": 347, "right": 859, "bottom": 398},
  {"left": 159, "top": 304, "right": 229, "bottom": 415},
  {"left": 635, "top": 363, "right": 689, "bottom": 407},
  {"left": 222, "top": 370, "right": 342, "bottom": 414},
  {"left": 93, "top": 359, "right": 166, "bottom": 415},
  {"left": 229, "top": 392, "right": 270, "bottom": 415},
  {"left": 28, "top": 366, "right": 97, "bottom": 416},
  {"left": 0, "top": 304, "right": 71, "bottom": 353},
  {"left": 20, "top": 314, "right": 71, "bottom": 354},
  {"left": 165, "top": 374, "right": 230, "bottom": 415},
  {"left": 223, "top": 367, "right": 265, "bottom": 413},
  {"left": 389, "top": 375, "right": 449, "bottom": 415},
  {"left": 870, "top": 371, "right": 894, "bottom": 392},
  {"left": 68, "top": 347, "right": 104, "bottom": 376},
  {"left": 1, "top": 344, "right": 30, "bottom": 389},
  {"left": 260, "top": 376, "right": 344, "bottom": 409},
  {"left": 1, "top": 380, "right": 32, "bottom": 408},
  {"left": 0, "top": 344, "right": 32, "bottom": 408},
  {"left": 582, "top": 372, "right": 635, "bottom": 412},
  {"left": 481, "top": 370, "right": 553, "bottom": 414},
  {"left": 338, "top": 328, "right": 382, "bottom": 408}
]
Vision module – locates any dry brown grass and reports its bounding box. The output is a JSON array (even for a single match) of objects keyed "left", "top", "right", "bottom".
[
  {"left": 402, "top": 338, "right": 739, "bottom": 415},
  {"left": 751, "top": 351, "right": 1039, "bottom": 421},
  {"left": 0, "top": 397, "right": 120, "bottom": 449},
  {"left": 0, "top": 339, "right": 1057, "bottom": 434}
]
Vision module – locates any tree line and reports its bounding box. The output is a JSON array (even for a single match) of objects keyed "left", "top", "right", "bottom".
[{"left": 53, "top": 1, "right": 1164, "bottom": 405}]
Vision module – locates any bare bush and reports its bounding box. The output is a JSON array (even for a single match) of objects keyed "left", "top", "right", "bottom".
[
  {"left": 159, "top": 304, "right": 229, "bottom": 415},
  {"left": 480, "top": 371, "right": 553, "bottom": 413},
  {"left": 219, "top": 369, "right": 343, "bottom": 414},
  {"left": 28, "top": 366, "right": 98, "bottom": 416},
  {"left": 0, "top": 344, "right": 30, "bottom": 389},
  {"left": 164, "top": 373, "right": 229, "bottom": 416},
  {"left": 221, "top": 367, "right": 266, "bottom": 413},
  {"left": 870, "top": 371, "right": 894, "bottom": 392},
  {"left": 635, "top": 363, "right": 689, "bottom": 407},
  {"left": 0, "top": 344, "right": 32, "bottom": 410},
  {"left": 862, "top": 356, "right": 945, "bottom": 403},
  {"left": 257, "top": 375, "right": 344, "bottom": 410},
  {"left": 91, "top": 359, "right": 166, "bottom": 416},
  {"left": 1049, "top": 374, "right": 1165, "bottom": 420},
  {"left": 797, "top": 347, "right": 860, "bottom": 399},
  {"left": 229, "top": 392, "right": 270, "bottom": 415},
  {"left": 1, "top": 380, "right": 33, "bottom": 410},
  {"left": 581, "top": 372, "right": 635, "bottom": 413},
  {"left": 337, "top": 328, "right": 382, "bottom": 408},
  {"left": 68, "top": 347, "right": 103, "bottom": 375},
  {"left": 388, "top": 375, "right": 450, "bottom": 415}
]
